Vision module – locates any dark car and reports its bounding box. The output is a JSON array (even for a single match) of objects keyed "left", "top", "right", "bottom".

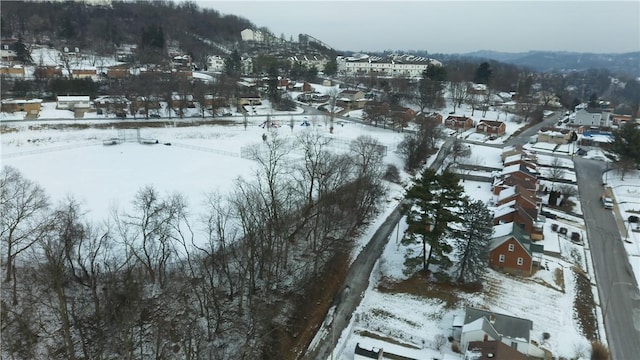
[{"left": 149, "top": 114, "right": 161, "bottom": 118}]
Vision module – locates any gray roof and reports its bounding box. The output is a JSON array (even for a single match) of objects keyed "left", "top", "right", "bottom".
[{"left": 464, "top": 307, "right": 532, "bottom": 342}]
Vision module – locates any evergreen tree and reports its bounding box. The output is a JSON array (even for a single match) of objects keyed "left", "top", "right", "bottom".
[
  {"left": 453, "top": 199, "right": 493, "bottom": 284},
  {"left": 474, "top": 62, "right": 492, "bottom": 85},
  {"left": 224, "top": 50, "right": 242, "bottom": 77},
  {"left": 416, "top": 65, "right": 447, "bottom": 112},
  {"left": 402, "top": 169, "right": 465, "bottom": 274},
  {"left": 12, "top": 37, "right": 32, "bottom": 64},
  {"left": 323, "top": 58, "right": 338, "bottom": 76},
  {"left": 608, "top": 121, "right": 640, "bottom": 180}
]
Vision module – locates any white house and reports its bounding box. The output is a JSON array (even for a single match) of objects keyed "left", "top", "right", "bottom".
[
  {"left": 336, "top": 53, "right": 442, "bottom": 78},
  {"left": 56, "top": 95, "right": 91, "bottom": 110},
  {"left": 240, "top": 28, "right": 264, "bottom": 42},
  {"left": 573, "top": 108, "right": 611, "bottom": 127},
  {"left": 207, "top": 55, "right": 225, "bottom": 73}
]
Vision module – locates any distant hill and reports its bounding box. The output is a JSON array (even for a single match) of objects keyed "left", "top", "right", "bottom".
[{"left": 462, "top": 50, "right": 640, "bottom": 77}]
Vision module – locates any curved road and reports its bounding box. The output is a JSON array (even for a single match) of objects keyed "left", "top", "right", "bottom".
[
  {"left": 574, "top": 157, "right": 640, "bottom": 360},
  {"left": 302, "top": 140, "right": 453, "bottom": 360}
]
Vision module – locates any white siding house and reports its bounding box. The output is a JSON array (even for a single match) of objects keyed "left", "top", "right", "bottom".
[{"left": 573, "top": 108, "right": 611, "bottom": 127}]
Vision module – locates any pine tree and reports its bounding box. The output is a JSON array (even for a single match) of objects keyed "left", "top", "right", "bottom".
[
  {"left": 608, "top": 121, "right": 640, "bottom": 180},
  {"left": 402, "top": 169, "right": 465, "bottom": 274},
  {"left": 453, "top": 199, "right": 493, "bottom": 284},
  {"left": 12, "top": 37, "right": 32, "bottom": 64}
]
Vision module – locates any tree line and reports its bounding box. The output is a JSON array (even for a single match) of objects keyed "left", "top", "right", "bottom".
[
  {"left": 0, "top": 1, "right": 253, "bottom": 66},
  {"left": 1, "top": 132, "right": 389, "bottom": 359}
]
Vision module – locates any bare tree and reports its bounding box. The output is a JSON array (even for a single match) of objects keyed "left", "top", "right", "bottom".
[
  {"left": 451, "top": 138, "right": 472, "bottom": 164},
  {"left": 1, "top": 166, "right": 50, "bottom": 304},
  {"left": 116, "top": 186, "right": 185, "bottom": 289},
  {"left": 448, "top": 80, "right": 468, "bottom": 113}
]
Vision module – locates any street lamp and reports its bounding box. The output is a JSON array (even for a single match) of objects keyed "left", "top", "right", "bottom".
[{"left": 602, "top": 281, "right": 633, "bottom": 324}]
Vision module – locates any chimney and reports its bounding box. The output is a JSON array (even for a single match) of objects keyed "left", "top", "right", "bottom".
[{"left": 484, "top": 333, "right": 489, "bottom": 342}]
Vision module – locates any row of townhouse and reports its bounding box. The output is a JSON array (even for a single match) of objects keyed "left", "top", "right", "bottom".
[
  {"left": 336, "top": 53, "right": 442, "bottom": 78},
  {"left": 490, "top": 148, "right": 546, "bottom": 276}
]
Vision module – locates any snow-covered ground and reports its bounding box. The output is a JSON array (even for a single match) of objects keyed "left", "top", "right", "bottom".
[{"left": 3, "top": 83, "right": 636, "bottom": 359}]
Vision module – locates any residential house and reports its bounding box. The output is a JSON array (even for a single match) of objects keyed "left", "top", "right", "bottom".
[
  {"left": 573, "top": 108, "right": 610, "bottom": 128},
  {"left": 460, "top": 307, "right": 538, "bottom": 357},
  {"left": 500, "top": 146, "right": 524, "bottom": 162},
  {"left": 488, "top": 223, "right": 544, "bottom": 275},
  {"left": 71, "top": 66, "right": 98, "bottom": 80},
  {"left": 609, "top": 113, "right": 633, "bottom": 127},
  {"left": 444, "top": 115, "right": 474, "bottom": 130},
  {"left": 207, "top": 55, "right": 225, "bottom": 73},
  {"left": 476, "top": 120, "right": 506, "bottom": 136},
  {"left": 468, "top": 83, "right": 488, "bottom": 95},
  {"left": 537, "top": 127, "right": 576, "bottom": 145},
  {"left": 289, "top": 54, "right": 330, "bottom": 72},
  {"left": 338, "top": 90, "right": 367, "bottom": 110},
  {"left": 1, "top": 98, "right": 42, "bottom": 119},
  {"left": 1, "top": 43, "right": 16, "bottom": 61},
  {"left": 493, "top": 173, "right": 537, "bottom": 193},
  {"left": 0, "top": 65, "right": 25, "bottom": 77},
  {"left": 336, "top": 53, "right": 441, "bottom": 77},
  {"left": 354, "top": 343, "right": 417, "bottom": 360},
  {"left": 106, "top": 65, "right": 131, "bottom": 79},
  {"left": 492, "top": 188, "right": 543, "bottom": 237},
  {"left": 56, "top": 95, "right": 91, "bottom": 111},
  {"left": 94, "top": 95, "right": 132, "bottom": 115},
  {"left": 464, "top": 340, "right": 528, "bottom": 360},
  {"left": 500, "top": 163, "right": 537, "bottom": 185},
  {"left": 502, "top": 152, "right": 538, "bottom": 168},
  {"left": 240, "top": 28, "right": 264, "bottom": 42}
]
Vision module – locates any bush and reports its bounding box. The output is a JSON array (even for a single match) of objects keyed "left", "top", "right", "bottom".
[
  {"left": 590, "top": 341, "right": 610, "bottom": 360},
  {"left": 383, "top": 164, "right": 401, "bottom": 183}
]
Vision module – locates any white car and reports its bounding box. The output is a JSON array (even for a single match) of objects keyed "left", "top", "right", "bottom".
[{"left": 601, "top": 195, "right": 614, "bottom": 209}]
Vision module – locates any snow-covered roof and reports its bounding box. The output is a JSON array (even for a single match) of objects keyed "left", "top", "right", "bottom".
[
  {"left": 57, "top": 95, "right": 90, "bottom": 102},
  {"left": 492, "top": 222, "right": 514, "bottom": 238}
]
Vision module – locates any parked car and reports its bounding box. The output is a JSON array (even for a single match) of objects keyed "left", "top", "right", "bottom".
[
  {"left": 601, "top": 195, "right": 614, "bottom": 209},
  {"left": 149, "top": 114, "right": 161, "bottom": 118}
]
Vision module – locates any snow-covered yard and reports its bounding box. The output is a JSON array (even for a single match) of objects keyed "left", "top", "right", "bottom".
[{"left": 3, "top": 89, "right": 635, "bottom": 360}]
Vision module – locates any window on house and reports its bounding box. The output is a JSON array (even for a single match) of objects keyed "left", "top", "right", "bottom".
[
  {"left": 508, "top": 244, "right": 515, "bottom": 252},
  {"left": 517, "top": 257, "right": 524, "bottom": 266},
  {"left": 499, "top": 254, "right": 505, "bottom": 263},
  {"left": 511, "top": 341, "right": 518, "bottom": 349}
]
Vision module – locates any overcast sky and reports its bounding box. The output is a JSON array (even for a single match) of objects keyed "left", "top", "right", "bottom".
[{"left": 195, "top": 0, "right": 640, "bottom": 54}]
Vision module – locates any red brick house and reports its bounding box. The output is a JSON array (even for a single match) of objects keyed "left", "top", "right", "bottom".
[
  {"left": 493, "top": 199, "right": 541, "bottom": 236},
  {"left": 493, "top": 174, "right": 537, "bottom": 193},
  {"left": 444, "top": 115, "right": 474, "bottom": 130},
  {"left": 476, "top": 120, "right": 506, "bottom": 135},
  {"left": 489, "top": 223, "right": 543, "bottom": 275},
  {"left": 500, "top": 164, "right": 537, "bottom": 184}
]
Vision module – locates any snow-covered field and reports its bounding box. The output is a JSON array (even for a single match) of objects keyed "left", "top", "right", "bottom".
[{"left": 3, "top": 87, "right": 637, "bottom": 360}]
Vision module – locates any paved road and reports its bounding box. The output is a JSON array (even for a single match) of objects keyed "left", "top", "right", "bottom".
[
  {"left": 302, "top": 140, "right": 453, "bottom": 360},
  {"left": 574, "top": 157, "right": 640, "bottom": 360},
  {"left": 505, "top": 112, "right": 563, "bottom": 147}
]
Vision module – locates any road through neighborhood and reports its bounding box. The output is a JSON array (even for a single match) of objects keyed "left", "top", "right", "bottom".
[
  {"left": 302, "top": 140, "right": 453, "bottom": 360},
  {"left": 574, "top": 157, "right": 640, "bottom": 360}
]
